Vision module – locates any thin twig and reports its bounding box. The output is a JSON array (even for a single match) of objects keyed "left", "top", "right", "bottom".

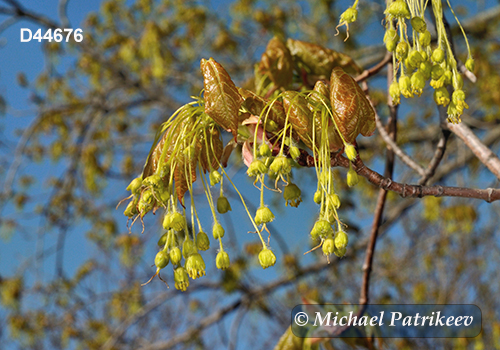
[
  {"left": 355, "top": 51, "right": 392, "bottom": 83},
  {"left": 418, "top": 129, "right": 450, "bottom": 185}
]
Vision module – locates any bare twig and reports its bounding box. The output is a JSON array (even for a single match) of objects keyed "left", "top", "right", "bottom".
[
  {"left": 355, "top": 51, "right": 392, "bottom": 83},
  {"left": 418, "top": 129, "right": 450, "bottom": 185}
]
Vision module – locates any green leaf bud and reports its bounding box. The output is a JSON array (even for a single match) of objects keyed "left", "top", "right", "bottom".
[
  {"left": 334, "top": 230, "right": 349, "bottom": 250},
  {"left": 419, "top": 31, "right": 431, "bottom": 47},
  {"left": 126, "top": 177, "right": 143, "bottom": 194},
  {"left": 399, "top": 75, "right": 413, "bottom": 98},
  {"left": 259, "top": 143, "right": 272, "bottom": 157},
  {"left": 433, "top": 87, "right": 450, "bottom": 106},
  {"left": 431, "top": 48, "right": 445, "bottom": 63},
  {"left": 209, "top": 170, "right": 222, "bottom": 186},
  {"left": 155, "top": 250, "right": 169, "bottom": 269},
  {"left": 216, "top": 251, "right": 230, "bottom": 270},
  {"left": 465, "top": 58, "right": 475, "bottom": 72},
  {"left": 289, "top": 146, "right": 301, "bottom": 160},
  {"left": 310, "top": 220, "right": 334, "bottom": 240},
  {"left": 185, "top": 253, "right": 206, "bottom": 279},
  {"left": 313, "top": 190, "right": 322, "bottom": 204},
  {"left": 344, "top": 144, "right": 357, "bottom": 161},
  {"left": 174, "top": 267, "right": 189, "bottom": 291},
  {"left": 254, "top": 206, "right": 275, "bottom": 225},
  {"left": 347, "top": 167, "right": 359, "bottom": 187},
  {"left": 410, "top": 16, "right": 427, "bottom": 33},
  {"left": 384, "top": 28, "right": 399, "bottom": 52},
  {"left": 385, "top": 0, "right": 411, "bottom": 19},
  {"left": 196, "top": 231, "right": 210, "bottom": 251},
  {"left": 269, "top": 156, "right": 292, "bottom": 176},
  {"left": 258, "top": 248, "right": 276, "bottom": 269},
  {"left": 389, "top": 80, "right": 401, "bottom": 105},
  {"left": 213, "top": 223, "right": 225, "bottom": 239},
  {"left": 217, "top": 196, "right": 232, "bottom": 214},
  {"left": 411, "top": 71, "right": 426, "bottom": 97},
  {"left": 182, "top": 239, "right": 196, "bottom": 259},
  {"left": 246, "top": 159, "right": 268, "bottom": 177},
  {"left": 322, "top": 237, "right": 335, "bottom": 256},
  {"left": 396, "top": 41, "right": 409, "bottom": 60},
  {"left": 170, "top": 247, "right": 182, "bottom": 265},
  {"left": 283, "top": 183, "right": 302, "bottom": 207}
]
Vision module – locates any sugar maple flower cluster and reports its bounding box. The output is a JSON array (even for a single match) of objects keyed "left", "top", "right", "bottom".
[
  {"left": 339, "top": 0, "right": 473, "bottom": 123},
  {"left": 120, "top": 0, "right": 472, "bottom": 291}
]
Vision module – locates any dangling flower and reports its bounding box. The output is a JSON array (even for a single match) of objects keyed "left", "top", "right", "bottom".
[
  {"left": 216, "top": 250, "right": 230, "bottom": 270},
  {"left": 336, "top": 1, "right": 358, "bottom": 41},
  {"left": 255, "top": 206, "right": 275, "bottom": 225},
  {"left": 185, "top": 253, "right": 206, "bottom": 279},
  {"left": 283, "top": 183, "right": 302, "bottom": 207},
  {"left": 174, "top": 267, "right": 189, "bottom": 291},
  {"left": 258, "top": 248, "right": 276, "bottom": 269}
]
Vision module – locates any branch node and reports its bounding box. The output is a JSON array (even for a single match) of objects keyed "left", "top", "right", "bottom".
[
  {"left": 435, "top": 185, "right": 445, "bottom": 197},
  {"left": 487, "top": 188, "right": 494, "bottom": 203}
]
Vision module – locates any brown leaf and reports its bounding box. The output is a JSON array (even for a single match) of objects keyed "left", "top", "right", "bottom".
[
  {"left": 329, "top": 67, "right": 376, "bottom": 144},
  {"left": 238, "top": 87, "right": 287, "bottom": 130},
  {"left": 258, "top": 36, "right": 294, "bottom": 89},
  {"left": 282, "top": 91, "right": 314, "bottom": 148},
  {"left": 287, "top": 38, "right": 362, "bottom": 77},
  {"left": 201, "top": 58, "right": 243, "bottom": 139}
]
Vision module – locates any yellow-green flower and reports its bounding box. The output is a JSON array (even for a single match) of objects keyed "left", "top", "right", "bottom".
[
  {"left": 174, "top": 267, "right": 189, "bottom": 291},
  {"left": 258, "top": 248, "right": 276, "bottom": 269}
]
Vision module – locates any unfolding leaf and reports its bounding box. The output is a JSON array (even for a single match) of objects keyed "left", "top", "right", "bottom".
[
  {"left": 201, "top": 58, "right": 243, "bottom": 139},
  {"left": 282, "top": 91, "right": 314, "bottom": 148},
  {"left": 199, "top": 126, "right": 223, "bottom": 172},
  {"left": 287, "top": 39, "right": 362, "bottom": 76},
  {"left": 258, "top": 36, "right": 294, "bottom": 88},
  {"left": 239, "top": 87, "right": 286, "bottom": 130},
  {"left": 329, "top": 67, "right": 375, "bottom": 144}
]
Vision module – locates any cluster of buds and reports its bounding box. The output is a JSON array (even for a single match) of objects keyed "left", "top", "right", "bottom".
[{"left": 383, "top": 0, "right": 473, "bottom": 123}]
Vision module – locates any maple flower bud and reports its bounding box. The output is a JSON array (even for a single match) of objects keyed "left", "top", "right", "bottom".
[
  {"left": 310, "top": 220, "right": 334, "bottom": 240},
  {"left": 384, "top": 28, "right": 399, "bottom": 52},
  {"left": 182, "top": 239, "right": 196, "bottom": 259},
  {"left": 419, "top": 31, "right": 431, "bottom": 47},
  {"left": 247, "top": 159, "right": 268, "bottom": 177},
  {"left": 411, "top": 71, "right": 425, "bottom": 97},
  {"left": 209, "top": 170, "right": 222, "bottom": 186},
  {"left": 334, "top": 246, "right": 347, "bottom": 258},
  {"left": 216, "top": 251, "right": 230, "bottom": 270},
  {"left": 124, "top": 200, "right": 138, "bottom": 217},
  {"left": 269, "top": 156, "right": 292, "bottom": 176},
  {"left": 170, "top": 247, "right": 182, "bottom": 265},
  {"left": 396, "top": 41, "right": 409, "bottom": 60},
  {"left": 143, "top": 174, "right": 162, "bottom": 188},
  {"left": 313, "top": 190, "right": 322, "bottom": 204},
  {"left": 155, "top": 250, "right": 169, "bottom": 269},
  {"left": 465, "top": 58, "right": 475, "bottom": 72},
  {"left": 328, "top": 194, "right": 341, "bottom": 209},
  {"left": 399, "top": 75, "right": 413, "bottom": 98},
  {"left": 157, "top": 232, "right": 168, "bottom": 247},
  {"left": 334, "top": 230, "right": 349, "bottom": 250},
  {"left": 283, "top": 183, "right": 302, "bottom": 207},
  {"left": 196, "top": 231, "right": 210, "bottom": 251},
  {"left": 408, "top": 50, "right": 424, "bottom": 67},
  {"left": 410, "top": 16, "right": 427, "bottom": 33},
  {"left": 339, "top": 7, "right": 358, "bottom": 24},
  {"left": 344, "top": 144, "right": 357, "bottom": 161},
  {"left": 185, "top": 253, "right": 206, "bottom": 279},
  {"left": 433, "top": 87, "right": 450, "bottom": 106},
  {"left": 213, "top": 223, "right": 225, "bottom": 239},
  {"left": 174, "top": 267, "right": 189, "bottom": 291},
  {"left": 389, "top": 80, "right": 401, "bottom": 105},
  {"left": 255, "top": 206, "right": 275, "bottom": 225},
  {"left": 289, "top": 146, "right": 301, "bottom": 160},
  {"left": 126, "top": 177, "right": 143, "bottom": 194},
  {"left": 432, "top": 48, "right": 445, "bottom": 63},
  {"left": 347, "top": 167, "right": 359, "bottom": 187},
  {"left": 217, "top": 195, "right": 232, "bottom": 214},
  {"left": 170, "top": 212, "right": 185, "bottom": 232},
  {"left": 258, "top": 248, "right": 276, "bottom": 269},
  {"left": 322, "top": 237, "right": 335, "bottom": 256},
  {"left": 385, "top": 0, "right": 411, "bottom": 19},
  {"left": 443, "top": 70, "right": 453, "bottom": 85},
  {"left": 162, "top": 213, "right": 172, "bottom": 229},
  {"left": 452, "top": 89, "right": 469, "bottom": 114},
  {"left": 259, "top": 143, "right": 271, "bottom": 157},
  {"left": 419, "top": 61, "right": 432, "bottom": 80}
]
